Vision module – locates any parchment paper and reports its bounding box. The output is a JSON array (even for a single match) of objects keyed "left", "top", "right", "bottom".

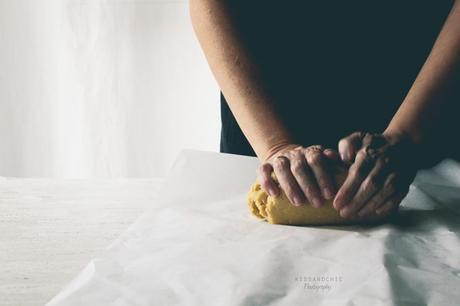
[{"left": 48, "top": 149, "right": 460, "bottom": 306}]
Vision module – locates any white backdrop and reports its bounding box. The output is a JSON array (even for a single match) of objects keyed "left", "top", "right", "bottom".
[{"left": 0, "top": 0, "right": 220, "bottom": 177}]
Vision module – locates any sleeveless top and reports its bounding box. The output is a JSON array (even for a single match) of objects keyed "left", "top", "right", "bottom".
[{"left": 219, "top": 1, "right": 454, "bottom": 156}]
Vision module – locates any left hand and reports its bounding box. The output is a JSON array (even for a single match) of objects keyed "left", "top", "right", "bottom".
[{"left": 333, "top": 131, "right": 419, "bottom": 218}]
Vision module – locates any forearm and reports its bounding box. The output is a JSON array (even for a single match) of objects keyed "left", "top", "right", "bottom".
[
  {"left": 190, "top": 0, "right": 295, "bottom": 161},
  {"left": 385, "top": 1, "right": 460, "bottom": 164}
]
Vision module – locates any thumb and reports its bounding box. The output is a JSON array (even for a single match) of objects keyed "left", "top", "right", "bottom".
[{"left": 338, "top": 131, "right": 364, "bottom": 164}]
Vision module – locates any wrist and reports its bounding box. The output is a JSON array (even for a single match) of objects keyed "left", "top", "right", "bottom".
[
  {"left": 263, "top": 142, "right": 302, "bottom": 162},
  {"left": 383, "top": 120, "right": 431, "bottom": 146},
  {"left": 382, "top": 128, "right": 412, "bottom": 146},
  {"left": 383, "top": 127, "right": 437, "bottom": 170}
]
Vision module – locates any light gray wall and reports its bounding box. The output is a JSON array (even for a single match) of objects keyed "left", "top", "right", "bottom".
[{"left": 0, "top": 0, "right": 220, "bottom": 177}]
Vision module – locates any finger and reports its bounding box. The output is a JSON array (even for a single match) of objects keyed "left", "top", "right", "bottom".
[
  {"left": 256, "top": 162, "right": 279, "bottom": 197},
  {"left": 338, "top": 131, "right": 364, "bottom": 164},
  {"left": 333, "top": 148, "right": 374, "bottom": 212},
  {"left": 289, "top": 151, "right": 323, "bottom": 208},
  {"left": 339, "top": 157, "right": 387, "bottom": 218},
  {"left": 375, "top": 183, "right": 409, "bottom": 215},
  {"left": 305, "top": 148, "right": 336, "bottom": 200},
  {"left": 273, "top": 156, "right": 305, "bottom": 206},
  {"left": 374, "top": 188, "right": 408, "bottom": 216},
  {"left": 357, "top": 171, "right": 398, "bottom": 217},
  {"left": 358, "top": 172, "right": 409, "bottom": 217},
  {"left": 356, "top": 190, "right": 384, "bottom": 217}
]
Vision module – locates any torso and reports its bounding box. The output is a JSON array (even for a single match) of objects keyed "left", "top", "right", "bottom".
[{"left": 220, "top": 1, "right": 454, "bottom": 154}]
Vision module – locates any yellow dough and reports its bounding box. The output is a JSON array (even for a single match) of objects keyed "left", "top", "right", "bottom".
[{"left": 247, "top": 166, "right": 387, "bottom": 225}]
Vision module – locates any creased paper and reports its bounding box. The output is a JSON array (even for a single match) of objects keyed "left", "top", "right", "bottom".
[{"left": 48, "top": 150, "right": 460, "bottom": 306}]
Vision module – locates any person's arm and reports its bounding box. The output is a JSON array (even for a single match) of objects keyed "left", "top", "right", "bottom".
[
  {"left": 189, "top": 0, "right": 294, "bottom": 161},
  {"left": 334, "top": 1, "right": 460, "bottom": 218},
  {"left": 383, "top": 0, "right": 460, "bottom": 165},
  {"left": 190, "top": 0, "right": 340, "bottom": 207}
]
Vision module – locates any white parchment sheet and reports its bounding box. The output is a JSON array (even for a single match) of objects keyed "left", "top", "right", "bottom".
[{"left": 48, "top": 150, "right": 460, "bottom": 306}]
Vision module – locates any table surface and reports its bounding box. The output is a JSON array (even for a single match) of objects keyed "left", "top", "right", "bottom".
[{"left": 0, "top": 177, "right": 164, "bottom": 306}]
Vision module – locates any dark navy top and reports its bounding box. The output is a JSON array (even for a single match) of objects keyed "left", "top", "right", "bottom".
[{"left": 219, "top": 1, "right": 454, "bottom": 157}]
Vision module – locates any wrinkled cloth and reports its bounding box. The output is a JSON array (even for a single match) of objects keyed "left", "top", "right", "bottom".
[{"left": 48, "top": 150, "right": 460, "bottom": 306}]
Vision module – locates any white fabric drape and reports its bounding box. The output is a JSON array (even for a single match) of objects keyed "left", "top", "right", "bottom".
[{"left": 0, "top": 0, "right": 219, "bottom": 177}]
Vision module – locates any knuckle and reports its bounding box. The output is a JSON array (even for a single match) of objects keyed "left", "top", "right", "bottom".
[
  {"left": 362, "top": 132, "right": 374, "bottom": 144},
  {"left": 273, "top": 163, "right": 283, "bottom": 172},
  {"left": 349, "top": 164, "right": 362, "bottom": 178},
  {"left": 290, "top": 160, "right": 304, "bottom": 175},
  {"left": 364, "top": 131, "right": 373, "bottom": 139},
  {"left": 317, "top": 178, "right": 328, "bottom": 189},
  {"left": 307, "top": 151, "right": 322, "bottom": 164},
  {"left": 302, "top": 181, "right": 317, "bottom": 194},
  {"left": 273, "top": 157, "right": 289, "bottom": 170},
  {"left": 260, "top": 163, "right": 272, "bottom": 173},
  {"left": 363, "top": 177, "right": 378, "bottom": 192},
  {"left": 312, "top": 145, "right": 324, "bottom": 151},
  {"left": 290, "top": 149, "right": 302, "bottom": 159},
  {"left": 363, "top": 148, "right": 378, "bottom": 165},
  {"left": 259, "top": 174, "right": 272, "bottom": 185},
  {"left": 386, "top": 183, "right": 396, "bottom": 195},
  {"left": 356, "top": 149, "right": 369, "bottom": 161},
  {"left": 385, "top": 174, "right": 397, "bottom": 193}
]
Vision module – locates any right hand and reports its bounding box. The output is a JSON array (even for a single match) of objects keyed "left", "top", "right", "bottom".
[{"left": 257, "top": 144, "right": 342, "bottom": 208}]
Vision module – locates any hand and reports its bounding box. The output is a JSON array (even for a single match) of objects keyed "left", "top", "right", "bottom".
[
  {"left": 257, "top": 144, "right": 342, "bottom": 208},
  {"left": 334, "top": 131, "right": 418, "bottom": 218}
]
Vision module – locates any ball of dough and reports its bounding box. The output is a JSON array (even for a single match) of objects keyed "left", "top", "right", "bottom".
[{"left": 247, "top": 165, "right": 389, "bottom": 225}]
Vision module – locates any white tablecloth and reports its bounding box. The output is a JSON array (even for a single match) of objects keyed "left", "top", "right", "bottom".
[
  {"left": 48, "top": 150, "right": 460, "bottom": 306},
  {"left": 0, "top": 178, "right": 163, "bottom": 306}
]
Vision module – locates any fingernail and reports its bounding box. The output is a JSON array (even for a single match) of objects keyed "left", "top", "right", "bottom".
[
  {"left": 333, "top": 198, "right": 342, "bottom": 209},
  {"left": 323, "top": 188, "right": 334, "bottom": 200},
  {"left": 341, "top": 152, "right": 349, "bottom": 161},
  {"left": 268, "top": 187, "right": 277, "bottom": 197},
  {"left": 293, "top": 195, "right": 302, "bottom": 206},
  {"left": 340, "top": 209, "right": 350, "bottom": 218},
  {"left": 313, "top": 197, "right": 322, "bottom": 208}
]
